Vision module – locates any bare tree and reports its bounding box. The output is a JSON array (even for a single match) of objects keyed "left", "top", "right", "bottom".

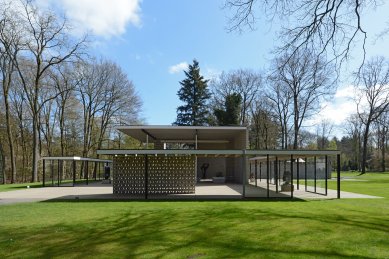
[
  {"left": 10, "top": 81, "right": 31, "bottom": 182},
  {"left": 356, "top": 56, "right": 389, "bottom": 174},
  {"left": 266, "top": 77, "right": 292, "bottom": 149},
  {"left": 11, "top": 0, "right": 85, "bottom": 182},
  {"left": 211, "top": 69, "right": 262, "bottom": 125},
  {"left": 225, "top": 0, "right": 379, "bottom": 69},
  {"left": 249, "top": 98, "right": 278, "bottom": 149},
  {"left": 316, "top": 119, "right": 334, "bottom": 149},
  {"left": 374, "top": 112, "right": 388, "bottom": 172},
  {"left": 76, "top": 61, "right": 105, "bottom": 160},
  {"left": 96, "top": 61, "right": 141, "bottom": 152},
  {"left": 0, "top": 2, "right": 24, "bottom": 183},
  {"left": 39, "top": 85, "right": 57, "bottom": 157},
  {"left": 270, "top": 49, "right": 335, "bottom": 149},
  {"left": 50, "top": 64, "right": 78, "bottom": 156},
  {"left": 344, "top": 114, "right": 363, "bottom": 171}
]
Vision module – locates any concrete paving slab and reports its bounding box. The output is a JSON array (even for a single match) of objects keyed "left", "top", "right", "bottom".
[{"left": 0, "top": 180, "right": 382, "bottom": 205}]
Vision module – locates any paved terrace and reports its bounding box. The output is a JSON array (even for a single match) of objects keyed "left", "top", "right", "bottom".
[{"left": 0, "top": 181, "right": 381, "bottom": 205}]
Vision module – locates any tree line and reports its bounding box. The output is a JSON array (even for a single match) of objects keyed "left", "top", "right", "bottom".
[
  {"left": 175, "top": 57, "right": 389, "bottom": 174},
  {"left": 0, "top": 0, "right": 142, "bottom": 183}
]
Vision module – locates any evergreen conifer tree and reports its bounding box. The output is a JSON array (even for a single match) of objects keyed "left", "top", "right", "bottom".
[
  {"left": 214, "top": 93, "right": 242, "bottom": 126},
  {"left": 175, "top": 60, "right": 211, "bottom": 126}
]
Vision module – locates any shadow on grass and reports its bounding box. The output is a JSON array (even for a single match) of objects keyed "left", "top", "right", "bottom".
[
  {"left": 41, "top": 192, "right": 307, "bottom": 203},
  {"left": 1, "top": 202, "right": 387, "bottom": 258}
]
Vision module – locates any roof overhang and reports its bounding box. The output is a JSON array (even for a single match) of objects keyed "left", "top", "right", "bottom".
[
  {"left": 97, "top": 149, "right": 340, "bottom": 157},
  {"left": 41, "top": 156, "right": 112, "bottom": 163},
  {"left": 116, "top": 125, "right": 247, "bottom": 143}
]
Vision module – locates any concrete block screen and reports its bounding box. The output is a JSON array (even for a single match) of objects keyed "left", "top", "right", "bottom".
[{"left": 113, "top": 155, "right": 196, "bottom": 195}]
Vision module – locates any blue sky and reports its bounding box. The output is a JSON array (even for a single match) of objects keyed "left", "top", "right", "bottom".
[
  {"left": 37, "top": 0, "right": 389, "bottom": 135},
  {"left": 95, "top": 0, "right": 275, "bottom": 124}
]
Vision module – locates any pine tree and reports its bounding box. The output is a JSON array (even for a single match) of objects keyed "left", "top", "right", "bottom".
[
  {"left": 175, "top": 60, "right": 211, "bottom": 126},
  {"left": 214, "top": 93, "right": 242, "bottom": 126}
]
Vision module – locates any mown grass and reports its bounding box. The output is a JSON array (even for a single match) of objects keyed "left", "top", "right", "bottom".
[
  {"left": 0, "top": 182, "right": 42, "bottom": 192},
  {"left": 0, "top": 173, "right": 388, "bottom": 258}
]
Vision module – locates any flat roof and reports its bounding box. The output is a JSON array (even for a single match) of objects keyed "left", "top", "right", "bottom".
[
  {"left": 116, "top": 125, "right": 247, "bottom": 143},
  {"left": 97, "top": 149, "right": 340, "bottom": 157},
  {"left": 41, "top": 156, "right": 112, "bottom": 163}
]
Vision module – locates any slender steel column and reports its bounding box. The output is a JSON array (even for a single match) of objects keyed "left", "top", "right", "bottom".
[
  {"left": 51, "top": 160, "right": 54, "bottom": 186},
  {"left": 255, "top": 160, "right": 257, "bottom": 187},
  {"left": 297, "top": 157, "right": 300, "bottom": 190},
  {"left": 305, "top": 157, "right": 307, "bottom": 192},
  {"left": 94, "top": 162, "right": 97, "bottom": 181},
  {"left": 73, "top": 160, "right": 76, "bottom": 187},
  {"left": 337, "top": 154, "right": 341, "bottom": 199},
  {"left": 278, "top": 160, "right": 281, "bottom": 186},
  {"left": 98, "top": 163, "right": 101, "bottom": 180},
  {"left": 259, "top": 162, "right": 262, "bottom": 182},
  {"left": 86, "top": 161, "right": 89, "bottom": 185},
  {"left": 42, "top": 159, "right": 46, "bottom": 187},
  {"left": 249, "top": 162, "right": 252, "bottom": 183},
  {"left": 325, "top": 155, "right": 328, "bottom": 196},
  {"left": 266, "top": 154, "right": 269, "bottom": 198},
  {"left": 290, "top": 155, "right": 294, "bottom": 199},
  {"left": 242, "top": 151, "right": 246, "bottom": 198},
  {"left": 145, "top": 155, "right": 148, "bottom": 199},
  {"left": 57, "top": 160, "right": 60, "bottom": 187},
  {"left": 314, "top": 156, "right": 317, "bottom": 193},
  {"left": 275, "top": 156, "right": 278, "bottom": 193}
]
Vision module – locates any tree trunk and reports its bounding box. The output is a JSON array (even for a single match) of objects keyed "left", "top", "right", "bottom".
[
  {"left": 31, "top": 111, "right": 39, "bottom": 182},
  {"left": 293, "top": 94, "right": 299, "bottom": 149},
  {"left": 0, "top": 142, "right": 5, "bottom": 184},
  {"left": 3, "top": 90, "right": 17, "bottom": 183},
  {"left": 361, "top": 122, "right": 371, "bottom": 174},
  {"left": 381, "top": 127, "right": 386, "bottom": 172}
]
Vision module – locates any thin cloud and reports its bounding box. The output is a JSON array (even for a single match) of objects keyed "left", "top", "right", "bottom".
[
  {"left": 168, "top": 62, "right": 188, "bottom": 74},
  {"left": 39, "top": 0, "right": 142, "bottom": 38}
]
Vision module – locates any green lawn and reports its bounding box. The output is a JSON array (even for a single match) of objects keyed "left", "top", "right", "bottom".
[
  {"left": 0, "top": 173, "right": 389, "bottom": 258},
  {"left": 0, "top": 182, "right": 43, "bottom": 192}
]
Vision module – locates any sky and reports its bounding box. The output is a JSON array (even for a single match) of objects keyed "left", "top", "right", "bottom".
[{"left": 35, "top": 0, "right": 389, "bottom": 137}]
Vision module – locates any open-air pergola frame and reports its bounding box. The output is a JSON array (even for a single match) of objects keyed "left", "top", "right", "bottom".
[
  {"left": 97, "top": 149, "right": 341, "bottom": 199},
  {"left": 41, "top": 157, "right": 112, "bottom": 187}
]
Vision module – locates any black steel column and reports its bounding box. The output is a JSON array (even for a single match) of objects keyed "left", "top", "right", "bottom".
[
  {"left": 278, "top": 160, "right": 281, "bottom": 186},
  {"left": 290, "top": 155, "right": 294, "bottom": 199},
  {"left": 337, "top": 154, "right": 341, "bottom": 199},
  {"left": 255, "top": 160, "right": 257, "bottom": 187},
  {"left": 305, "top": 157, "right": 307, "bottom": 192},
  {"left": 259, "top": 162, "right": 262, "bottom": 182},
  {"left": 314, "top": 156, "right": 317, "bottom": 193},
  {"left": 86, "top": 161, "right": 89, "bottom": 185},
  {"left": 94, "top": 162, "right": 97, "bottom": 181},
  {"left": 275, "top": 156, "right": 278, "bottom": 193},
  {"left": 297, "top": 157, "right": 300, "bottom": 190},
  {"left": 266, "top": 154, "right": 269, "bottom": 198},
  {"left": 98, "top": 163, "right": 101, "bottom": 180},
  {"left": 51, "top": 160, "right": 54, "bottom": 186},
  {"left": 242, "top": 151, "right": 247, "bottom": 198},
  {"left": 73, "top": 160, "right": 76, "bottom": 187},
  {"left": 57, "top": 160, "right": 60, "bottom": 187},
  {"left": 145, "top": 155, "right": 148, "bottom": 199},
  {"left": 42, "top": 159, "right": 46, "bottom": 187},
  {"left": 325, "top": 155, "right": 328, "bottom": 196},
  {"left": 249, "top": 162, "right": 252, "bottom": 183}
]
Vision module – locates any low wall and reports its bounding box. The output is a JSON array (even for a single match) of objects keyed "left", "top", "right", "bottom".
[{"left": 113, "top": 155, "right": 196, "bottom": 195}]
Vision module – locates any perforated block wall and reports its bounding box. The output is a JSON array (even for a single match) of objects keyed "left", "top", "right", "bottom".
[{"left": 113, "top": 155, "right": 196, "bottom": 195}]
